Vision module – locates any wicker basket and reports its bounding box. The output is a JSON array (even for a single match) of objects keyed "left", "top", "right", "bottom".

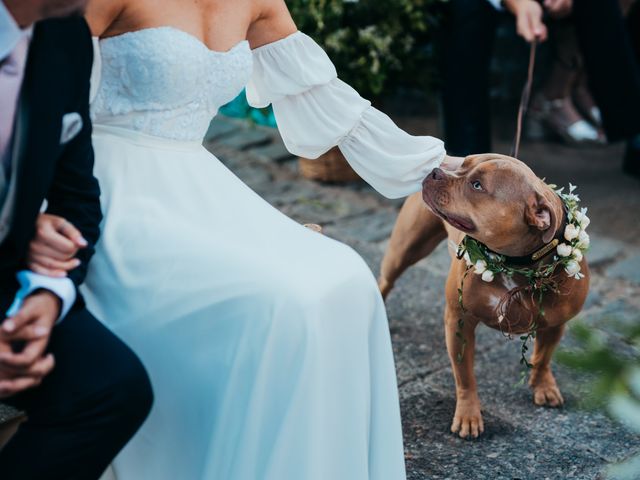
[{"left": 298, "top": 147, "right": 361, "bottom": 183}]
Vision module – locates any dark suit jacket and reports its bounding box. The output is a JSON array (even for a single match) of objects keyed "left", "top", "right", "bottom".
[{"left": 0, "top": 15, "right": 101, "bottom": 299}]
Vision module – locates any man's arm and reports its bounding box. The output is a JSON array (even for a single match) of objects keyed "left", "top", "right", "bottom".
[
  {"left": 43, "top": 20, "right": 102, "bottom": 289},
  {"left": 1, "top": 19, "right": 100, "bottom": 391},
  {"left": 11, "top": 20, "right": 101, "bottom": 322}
]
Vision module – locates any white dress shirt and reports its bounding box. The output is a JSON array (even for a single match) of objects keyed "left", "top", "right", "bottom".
[{"left": 0, "top": 2, "right": 76, "bottom": 322}]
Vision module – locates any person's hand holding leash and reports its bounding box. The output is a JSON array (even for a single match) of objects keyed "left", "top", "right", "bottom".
[
  {"left": 504, "top": 0, "right": 548, "bottom": 43},
  {"left": 543, "top": 0, "right": 572, "bottom": 19}
]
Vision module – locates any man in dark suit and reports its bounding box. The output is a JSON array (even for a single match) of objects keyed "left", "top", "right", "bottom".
[{"left": 0, "top": 0, "right": 153, "bottom": 478}]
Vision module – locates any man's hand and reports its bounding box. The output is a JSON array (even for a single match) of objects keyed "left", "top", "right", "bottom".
[
  {"left": 27, "top": 214, "right": 87, "bottom": 278},
  {"left": 0, "top": 291, "right": 58, "bottom": 398},
  {"left": 504, "top": 0, "right": 548, "bottom": 43},
  {"left": 543, "top": 0, "right": 572, "bottom": 19}
]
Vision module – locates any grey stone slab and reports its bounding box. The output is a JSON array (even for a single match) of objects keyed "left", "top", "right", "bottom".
[
  {"left": 422, "top": 341, "right": 640, "bottom": 466},
  {"left": 218, "top": 129, "right": 272, "bottom": 151},
  {"left": 607, "top": 254, "right": 640, "bottom": 284},
  {"left": 400, "top": 380, "right": 609, "bottom": 480},
  {"left": 586, "top": 235, "right": 627, "bottom": 267},
  {"left": 207, "top": 147, "right": 247, "bottom": 171},
  {"left": 322, "top": 209, "right": 398, "bottom": 244},
  {"left": 249, "top": 143, "right": 295, "bottom": 163},
  {"left": 278, "top": 194, "right": 372, "bottom": 225},
  {"left": 257, "top": 180, "right": 322, "bottom": 206},
  {"left": 348, "top": 182, "right": 408, "bottom": 209},
  {"left": 582, "top": 289, "right": 603, "bottom": 310},
  {"left": 203, "top": 117, "right": 242, "bottom": 142},
  {"left": 235, "top": 166, "right": 273, "bottom": 191},
  {"left": 413, "top": 241, "right": 454, "bottom": 277},
  {"left": 581, "top": 299, "right": 639, "bottom": 330},
  {"left": 255, "top": 178, "right": 371, "bottom": 225}
]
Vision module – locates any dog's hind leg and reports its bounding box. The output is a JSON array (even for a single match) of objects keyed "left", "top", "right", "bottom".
[{"left": 379, "top": 191, "right": 447, "bottom": 299}]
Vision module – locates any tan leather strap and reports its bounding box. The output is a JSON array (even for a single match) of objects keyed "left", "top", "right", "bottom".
[{"left": 512, "top": 40, "right": 538, "bottom": 159}]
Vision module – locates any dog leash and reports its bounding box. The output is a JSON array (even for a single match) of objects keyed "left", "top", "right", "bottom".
[{"left": 511, "top": 39, "right": 538, "bottom": 159}]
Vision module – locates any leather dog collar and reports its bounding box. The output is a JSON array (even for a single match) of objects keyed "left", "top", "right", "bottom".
[{"left": 464, "top": 202, "right": 569, "bottom": 267}]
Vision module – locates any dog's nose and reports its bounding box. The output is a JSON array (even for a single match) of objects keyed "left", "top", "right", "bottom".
[{"left": 431, "top": 168, "right": 445, "bottom": 181}]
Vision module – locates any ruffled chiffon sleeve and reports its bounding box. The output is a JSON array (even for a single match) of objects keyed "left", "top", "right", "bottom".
[{"left": 246, "top": 31, "right": 446, "bottom": 199}]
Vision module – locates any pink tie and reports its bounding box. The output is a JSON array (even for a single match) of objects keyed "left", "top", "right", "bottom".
[{"left": 0, "top": 34, "right": 30, "bottom": 169}]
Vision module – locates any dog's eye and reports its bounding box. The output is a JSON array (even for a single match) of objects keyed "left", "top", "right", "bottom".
[{"left": 471, "top": 180, "right": 483, "bottom": 191}]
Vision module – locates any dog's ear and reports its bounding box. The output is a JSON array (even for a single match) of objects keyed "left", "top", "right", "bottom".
[{"left": 525, "top": 191, "right": 560, "bottom": 244}]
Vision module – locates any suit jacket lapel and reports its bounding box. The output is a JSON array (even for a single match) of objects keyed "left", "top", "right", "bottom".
[
  {"left": 0, "top": 60, "right": 30, "bottom": 245},
  {"left": 11, "top": 86, "right": 30, "bottom": 181}
]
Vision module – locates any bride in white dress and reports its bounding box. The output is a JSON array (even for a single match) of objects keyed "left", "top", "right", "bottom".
[{"left": 30, "top": 0, "right": 463, "bottom": 478}]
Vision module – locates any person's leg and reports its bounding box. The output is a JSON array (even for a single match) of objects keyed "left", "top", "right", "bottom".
[
  {"left": 624, "top": 0, "right": 640, "bottom": 178},
  {"left": 542, "top": 21, "right": 580, "bottom": 102},
  {"left": 0, "top": 305, "right": 153, "bottom": 480},
  {"left": 441, "top": 0, "right": 499, "bottom": 156},
  {"left": 573, "top": 0, "right": 640, "bottom": 142},
  {"left": 531, "top": 21, "right": 605, "bottom": 145}
]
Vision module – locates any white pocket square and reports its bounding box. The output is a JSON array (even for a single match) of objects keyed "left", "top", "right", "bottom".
[{"left": 60, "top": 112, "right": 83, "bottom": 144}]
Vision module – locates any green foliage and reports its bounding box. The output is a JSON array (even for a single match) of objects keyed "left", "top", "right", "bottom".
[
  {"left": 557, "top": 320, "right": 640, "bottom": 479},
  {"left": 288, "top": 0, "right": 445, "bottom": 98}
]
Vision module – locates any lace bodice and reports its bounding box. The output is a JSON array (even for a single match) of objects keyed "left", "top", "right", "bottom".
[{"left": 91, "top": 27, "right": 252, "bottom": 141}]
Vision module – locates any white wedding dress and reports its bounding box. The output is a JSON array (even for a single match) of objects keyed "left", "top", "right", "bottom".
[{"left": 84, "top": 26, "right": 445, "bottom": 480}]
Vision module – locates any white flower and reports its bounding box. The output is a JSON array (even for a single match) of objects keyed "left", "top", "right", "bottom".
[
  {"left": 481, "top": 270, "right": 494, "bottom": 282},
  {"left": 564, "top": 224, "right": 580, "bottom": 241},
  {"left": 557, "top": 243, "right": 573, "bottom": 257},
  {"left": 572, "top": 248, "right": 583, "bottom": 262},
  {"left": 574, "top": 208, "right": 591, "bottom": 229},
  {"left": 474, "top": 259, "right": 487, "bottom": 274},
  {"left": 564, "top": 259, "right": 581, "bottom": 277},
  {"left": 569, "top": 183, "right": 577, "bottom": 193},
  {"left": 577, "top": 230, "right": 590, "bottom": 249},
  {"left": 498, "top": 315, "right": 504, "bottom": 323},
  {"left": 581, "top": 215, "right": 590, "bottom": 229},
  {"left": 487, "top": 252, "right": 501, "bottom": 262},
  {"left": 463, "top": 252, "right": 472, "bottom": 266}
]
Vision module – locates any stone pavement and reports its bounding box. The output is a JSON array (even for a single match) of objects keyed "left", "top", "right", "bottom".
[
  {"left": 1, "top": 114, "right": 639, "bottom": 479},
  {"left": 204, "top": 115, "right": 640, "bottom": 480}
]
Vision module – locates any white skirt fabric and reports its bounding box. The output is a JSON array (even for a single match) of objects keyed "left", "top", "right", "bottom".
[{"left": 83, "top": 125, "right": 406, "bottom": 480}]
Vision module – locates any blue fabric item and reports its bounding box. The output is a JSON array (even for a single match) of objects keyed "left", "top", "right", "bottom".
[{"left": 220, "top": 89, "right": 277, "bottom": 127}]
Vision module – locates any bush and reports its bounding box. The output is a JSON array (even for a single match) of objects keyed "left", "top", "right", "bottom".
[
  {"left": 557, "top": 320, "right": 640, "bottom": 480},
  {"left": 288, "top": 0, "right": 444, "bottom": 99}
]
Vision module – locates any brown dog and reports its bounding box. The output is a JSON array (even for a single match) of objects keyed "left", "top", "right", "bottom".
[{"left": 379, "top": 154, "right": 590, "bottom": 439}]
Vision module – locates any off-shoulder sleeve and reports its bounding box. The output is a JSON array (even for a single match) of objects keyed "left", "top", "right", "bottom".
[{"left": 246, "top": 31, "right": 446, "bottom": 199}]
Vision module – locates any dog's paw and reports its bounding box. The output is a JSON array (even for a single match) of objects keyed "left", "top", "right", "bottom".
[
  {"left": 530, "top": 369, "right": 565, "bottom": 407},
  {"left": 532, "top": 382, "right": 564, "bottom": 407},
  {"left": 451, "top": 401, "right": 484, "bottom": 439}
]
